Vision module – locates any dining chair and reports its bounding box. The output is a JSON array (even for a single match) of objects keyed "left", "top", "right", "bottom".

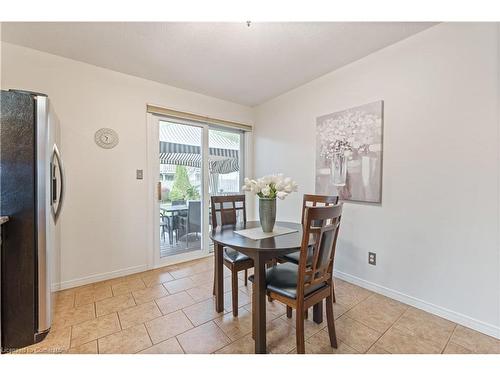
[
  {"left": 251, "top": 204, "right": 342, "bottom": 353},
  {"left": 211, "top": 194, "right": 254, "bottom": 317},
  {"left": 279, "top": 194, "right": 339, "bottom": 319},
  {"left": 281, "top": 194, "right": 339, "bottom": 265}
]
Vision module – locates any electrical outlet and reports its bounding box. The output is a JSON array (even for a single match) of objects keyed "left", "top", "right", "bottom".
[
  {"left": 136, "top": 169, "right": 143, "bottom": 180},
  {"left": 368, "top": 252, "right": 376, "bottom": 265}
]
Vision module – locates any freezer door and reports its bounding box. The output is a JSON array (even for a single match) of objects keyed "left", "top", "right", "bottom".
[
  {"left": 38, "top": 97, "right": 64, "bottom": 335},
  {"left": 48, "top": 108, "right": 63, "bottom": 318}
]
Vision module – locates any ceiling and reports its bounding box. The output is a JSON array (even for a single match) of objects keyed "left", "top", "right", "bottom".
[{"left": 1, "top": 22, "right": 436, "bottom": 106}]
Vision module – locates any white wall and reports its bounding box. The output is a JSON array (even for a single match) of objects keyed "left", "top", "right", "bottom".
[
  {"left": 254, "top": 23, "right": 500, "bottom": 338},
  {"left": 1, "top": 23, "right": 499, "bottom": 339},
  {"left": 1, "top": 42, "right": 254, "bottom": 288}
]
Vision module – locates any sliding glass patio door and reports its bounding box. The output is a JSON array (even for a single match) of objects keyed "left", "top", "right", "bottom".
[
  {"left": 149, "top": 116, "right": 208, "bottom": 267},
  {"left": 148, "top": 115, "right": 245, "bottom": 267},
  {"left": 207, "top": 127, "right": 244, "bottom": 252}
]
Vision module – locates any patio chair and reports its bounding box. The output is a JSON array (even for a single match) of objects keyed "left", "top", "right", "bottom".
[
  {"left": 160, "top": 210, "right": 173, "bottom": 245},
  {"left": 179, "top": 200, "right": 201, "bottom": 247}
]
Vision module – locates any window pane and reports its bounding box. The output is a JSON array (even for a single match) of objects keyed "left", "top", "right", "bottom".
[
  {"left": 159, "top": 120, "right": 202, "bottom": 258},
  {"left": 208, "top": 128, "right": 243, "bottom": 196}
]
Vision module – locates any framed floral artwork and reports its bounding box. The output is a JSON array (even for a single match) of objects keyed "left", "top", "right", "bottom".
[{"left": 315, "top": 101, "right": 384, "bottom": 203}]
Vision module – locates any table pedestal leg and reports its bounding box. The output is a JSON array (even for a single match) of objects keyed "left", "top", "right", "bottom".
[{"left": 253, "top": 254, "right": 267, "bottom": 354}]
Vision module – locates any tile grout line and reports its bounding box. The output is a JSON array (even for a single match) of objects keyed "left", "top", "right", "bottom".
[
  {"left": 363, "top": 305, "right": 409, "bottom": 354},
  {"left": 116, "top": 308, "right": 124, "bottom": 331},
  {"left": 390, "top": 311, "right": 457, "bottom": 353},
  {"left": 441, "top": 324, "right": 459, "bottom": 354},
  {"left": 75, "top": 312, "right": 123, "bottom": 352},
  {"left": 141, "top": 323, "right": 154, "bottom": 352},
  {"left": 67, "top": 325, "right": 73, "bottom": 353},
  {"left": 152, "top": 297, "right": 165, "bottom": 317},
  {"left": 174, "top": 336, "right": 186, "bottom": 354}
]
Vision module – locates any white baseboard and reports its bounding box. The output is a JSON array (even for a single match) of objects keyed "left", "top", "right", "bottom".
[
  {"left": 334, "top": 270, "right": 500, "bottom": 340},
  {"left": 53, "top": 264, "right": 149, "bottom": 291}
]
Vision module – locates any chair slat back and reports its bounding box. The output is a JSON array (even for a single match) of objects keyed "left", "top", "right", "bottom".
[
  {"left": 301, "top": 194, "right": 339, "bottom": 226},
  {"left": 210, "top": 195, "right": 246, "bottom": 227},
  {"left": 297, "top": 204, "right": 343, "bottom": 296},
  {"left": 188, "top": 200, "right": 201, "bottom": 229}
]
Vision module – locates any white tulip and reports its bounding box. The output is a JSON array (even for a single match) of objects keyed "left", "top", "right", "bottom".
[
  {"left": 274, "top": 180, "right": 285, "bottom": 191},
  {"left": 277, "top": 191, "right": 288, "bottom": 200},
  {"left": 271, "top": 174, "right": 284, "bottom": 184},
  {"left": 261, "top": 175, "right": 272, "bottom": 185},
  {"left": 251, "top": 181, "right": 261, "bottom": 193},
  {"left": 242, "top": 175, "right": 297, "bottom": 199},
  {"left": 256, "top": 179, "right": 266, "bottom": 190},
  {"left": 261, "top": 185, "right": 271, "bottom": 197}
]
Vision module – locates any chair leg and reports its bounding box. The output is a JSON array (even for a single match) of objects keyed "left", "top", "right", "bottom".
[
  {"left": 296, "top": 306, "right": 305, "bottom": 354},
  {"left": 244, "top": 269, "right": 248, "bottom": 286},
  {"left": 304, "top": 308, "right": 308, "bottom": 320},
  {"left": 332, "top": 283, "right": 336, "bottom": 303},
  {"left": 286, "top": 306, "right": 292, "bottom": 318},
  {"left": 326, "top": 291, "right": 338, "bottom": 348},
  {"left": 212, "top": 269, "right": 216, "bottom": 295},
  {"left": 266, "top": 262, "right": 274, "bottom": 302},
  {"left": 251, "top": 284, "right": 256, "bottom": 339},
  {"left": 231, "top": 270, "right": 239, "bottom": 317}
]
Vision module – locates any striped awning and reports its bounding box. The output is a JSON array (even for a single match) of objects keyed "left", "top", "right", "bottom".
[{"left": 159, "top": 141, "right": 239, "bottom": 174}]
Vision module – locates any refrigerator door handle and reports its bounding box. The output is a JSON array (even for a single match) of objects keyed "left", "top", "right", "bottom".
[{"left": 51, "top": 144, "right": 65, "bottom": 223}]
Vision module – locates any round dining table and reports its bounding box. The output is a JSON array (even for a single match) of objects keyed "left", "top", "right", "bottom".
[{"left": 210, "top": 220, "right": 320, "bottom": 354}]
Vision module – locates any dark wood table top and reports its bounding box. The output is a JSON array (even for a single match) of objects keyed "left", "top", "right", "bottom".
[{"left": 210, "top": 220, "right": 310, "bottom": 252}]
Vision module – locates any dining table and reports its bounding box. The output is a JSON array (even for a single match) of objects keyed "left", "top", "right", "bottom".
[
  {"left": 160, "top": 204, "right": 188, "bottom": 246},
  {"left": 160, "top": 204, "right": 188, "bottom": 214},
  {"left": 210, "top": 220, "right": 320, "bottom": 354}
]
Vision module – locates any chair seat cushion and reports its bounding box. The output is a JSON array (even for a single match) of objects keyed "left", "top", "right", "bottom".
[
  {"left": 223, "top": 247, "right": 251, "bottom": 263},
  {"left": 281, "top": 245, "right": 314, "bottom": 265},
  {"left": 248, "top": 262, "right": 325, "bottom": 300}
]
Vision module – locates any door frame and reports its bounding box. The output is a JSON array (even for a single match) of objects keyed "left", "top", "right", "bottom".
[{"left": 146, "top": 113, "right": 211, "bottom": 269}]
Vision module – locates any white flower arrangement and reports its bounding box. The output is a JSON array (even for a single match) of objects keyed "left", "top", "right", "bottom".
[{"left": 242, "top": 174, "right": 298, "bottom": 200}]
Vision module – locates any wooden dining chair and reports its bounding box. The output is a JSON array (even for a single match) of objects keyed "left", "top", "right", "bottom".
[
  {"left": 251, "top": 204, "right": 343, "bottom": 353},
  {"left": 280, "top": 194, "right": 339, "bottom": 318},
  {"left": 211, "top": 194, "right": 254, "bottom": 317},
  {"left": 280, "top": 194, "right": 339, "bottom": 265}
]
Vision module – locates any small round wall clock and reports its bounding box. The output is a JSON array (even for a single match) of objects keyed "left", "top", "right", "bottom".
[{"left": 94, "top": 128, "right": 119, "bottom": 149}]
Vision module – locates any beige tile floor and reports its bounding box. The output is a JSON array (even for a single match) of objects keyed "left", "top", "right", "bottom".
[{"left": 15, "top": 256, "right": 500, "bottom": 354}]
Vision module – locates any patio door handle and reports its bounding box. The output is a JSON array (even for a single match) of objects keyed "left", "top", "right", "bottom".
[{"left": 157, "top": 182, "right": 162, "bottom": 201}]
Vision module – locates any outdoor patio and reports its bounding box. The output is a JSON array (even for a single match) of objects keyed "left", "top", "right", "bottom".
[
  {"left": 158, "top": 121, "right": 241, "bottom": 259},
  {"left": 160, "top": 232, "right": 202, "bottom": 257}
]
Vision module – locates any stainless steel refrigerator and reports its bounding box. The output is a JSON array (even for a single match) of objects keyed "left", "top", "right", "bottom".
[{"left": 0, "top": 89, "right": 64, "bottom": 352}]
